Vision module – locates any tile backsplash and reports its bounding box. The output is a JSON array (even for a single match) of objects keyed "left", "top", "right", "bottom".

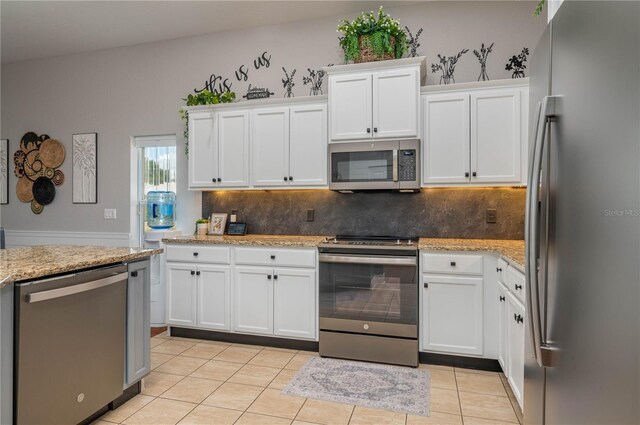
[{"left": 203, "top": 187, "right": 525, "bottom": 240}]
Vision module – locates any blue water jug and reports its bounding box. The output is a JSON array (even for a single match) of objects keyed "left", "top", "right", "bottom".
[{"left": 147, "top": 191, "right": 176, "bottom": 229}]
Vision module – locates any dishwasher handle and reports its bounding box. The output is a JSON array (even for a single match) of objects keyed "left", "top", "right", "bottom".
[{"left": 25, "top": 272, "right": 128, "bottom": 303}]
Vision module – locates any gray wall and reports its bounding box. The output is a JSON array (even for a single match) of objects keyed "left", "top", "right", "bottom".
[
  {"left": 0, "top": 2, "right": 545, "bottom": 235},
  {"left": 203, "top": 188, "right": 526, "bottom": 239}
]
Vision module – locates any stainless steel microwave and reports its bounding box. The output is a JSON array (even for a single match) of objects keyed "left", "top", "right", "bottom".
[{"left": 328, "top": 139, "right": 421, "bottom": 192}]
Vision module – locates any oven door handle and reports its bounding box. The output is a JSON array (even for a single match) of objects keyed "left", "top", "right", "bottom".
[
  {"left": 25, "top": 272, "right": 128, "bottom": 303},
  {"left": 319, "top": 253, "right": 416, "bottom": 266}
]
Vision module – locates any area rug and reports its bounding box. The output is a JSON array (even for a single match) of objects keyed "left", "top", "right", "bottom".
[{"left": 282, "top": 357, "right": 430, "bottom": 416}]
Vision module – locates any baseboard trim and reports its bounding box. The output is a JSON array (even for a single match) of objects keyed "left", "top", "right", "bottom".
[
  {"left": 169, "top": 327, "right": 319, "bottom": 352},
  {"left": 5, "top": 230, "right": 131, "bottom": 247},
  {"left": 419, "top": 351, "right": 502, "bottom": 372}
]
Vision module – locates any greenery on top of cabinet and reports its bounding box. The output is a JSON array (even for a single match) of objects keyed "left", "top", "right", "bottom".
[{"left": 179, "top": 90, "right": 236, "bottom": 156}]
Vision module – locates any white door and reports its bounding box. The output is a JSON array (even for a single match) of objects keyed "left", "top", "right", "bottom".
[
  {"left": 471, "top": 88, "right": 522, "bottom": 183},
  {"left": 373, "top": 68, "right": 419, "bottom": 139},
  {"left": 188, "top": 111, "right": 218, "bottom": 188},
  {"left": 196, "top": 265, "right": 231, "bottom": 330},
  {"left": 329, "top": 73, "right": 372, "bottom": 141},
  {"left": 422, "top": 93, "right": 471, "bottom": 185},
  {"left": 422, "top": 274, "right": 483, "bottom": 355},
  {"left": 218, "top": 110, "right": 250, "bottom": 187},
  {"left": 234, "top": 266, "right": 274, "bottom": 335},
  {"left": 507, "top": 292, "right": 525, "bottom": 409},
  {"left": 166, "top": 263, "right": 196, "bottom": 326},
  {"left": 273, "top": 268, "right": 316, "bottom": 339},
  {"left": 289, "top": 104, "right": 327, "bottom": 186},
  {"left": 497, "top": 282, "right": 509, "bottom": 375},
  {"left": 252, "top": 107, "right": 289, "bottom": 186}
]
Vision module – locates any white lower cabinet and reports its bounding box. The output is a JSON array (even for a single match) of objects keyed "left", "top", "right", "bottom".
[
  {"left": 197, "top": 265, "right": 231, "bottom": 330},
  {"left": 273, "top": 268, "right": 316, "bottom": 339},
  {"left": 422, "top": 274, "right": 484, "bottom": 355},
  {"left": 507, "top": 291, "right": 525, "bottom": 409},
  {"left": 166, "top": 263, "right": 196, "bottom": 326},
  {"left": 234, "top": 266, "right": 274, "bottom": 335},
  {"left": 497, "top": 281, "right": 509, "bottom": 373}
]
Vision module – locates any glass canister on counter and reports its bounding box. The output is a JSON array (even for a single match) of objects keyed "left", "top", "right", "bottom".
[{"left": 146, "top": 191, "right": 176, "bottom": 229}]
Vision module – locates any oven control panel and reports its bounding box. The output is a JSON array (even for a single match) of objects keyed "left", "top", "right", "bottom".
[{"left": 398, "top": 150, "right": 417, "bottom": 181}]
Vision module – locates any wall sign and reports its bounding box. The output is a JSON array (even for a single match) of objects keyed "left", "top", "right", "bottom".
[
  {"left": 474, "top": 42, "right": 495, "bottom": 81},
  {"left": 0, "top": 139, "right": 8, "bottom": 204},
  {"left": 193, "top": 51, "right": 273, "bottom": 96},
  {"left": 243, "top": 84, "right": 275, "bottom": 100}
]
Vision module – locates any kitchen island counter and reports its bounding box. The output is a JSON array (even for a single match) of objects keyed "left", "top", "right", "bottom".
[
  {"left": 0, "top": 245, "right": 162, "bottom": 286},
  {"left": 419, "top": 238, "right": 525, "bottom": 270}
]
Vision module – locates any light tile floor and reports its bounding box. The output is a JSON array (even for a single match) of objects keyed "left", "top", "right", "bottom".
[{"left": 96, "top": 332, "right": 523, "bottom": 425}]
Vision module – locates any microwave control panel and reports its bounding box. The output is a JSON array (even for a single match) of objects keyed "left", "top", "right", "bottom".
[{"left": 398, "top": 150, "right": 417, "bottom": 181}]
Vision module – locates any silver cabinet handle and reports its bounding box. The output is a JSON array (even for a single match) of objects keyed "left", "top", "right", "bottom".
[
  {"left": 392, "top": 150, "right": 399, "bottom": 182},
  {"left": 319, "top": 253, "right": 416, "bottom": 266},
  {"left": 26, "top": 272, "right": 128, "bottom": 303}
]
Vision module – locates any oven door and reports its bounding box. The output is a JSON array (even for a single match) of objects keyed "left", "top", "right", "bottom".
[{"left": 319, "top": 252, "right": 418, "bottom": 338}]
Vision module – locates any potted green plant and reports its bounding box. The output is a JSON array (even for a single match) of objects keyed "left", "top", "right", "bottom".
[
  {"left": 337, "top": 6, "right": 408, "bottom": 63},
  {"left": 195, "top": 218, "right": 210, "bottom": 235}
]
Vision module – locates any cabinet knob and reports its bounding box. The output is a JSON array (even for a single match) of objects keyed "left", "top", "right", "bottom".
[
  {"left": 497, "top": 267, "right": 503, "bottom": 272},
  {"left": 366, "top": 128, "right": 371, "bottom": 133},
  {"left": 217, "top": 178, "right": 222, "bottom": 182},
  {"left": 465, "top": 172, "right": 470, "bottom": 178},
  {"left": 273, "top": 275, "right": 278, "bottom": 280},
  {"left": 193, "top": 252, "right": 199, "bottom": 257},
  {"left": 270, "top": 255, "right": 276, "bottom": 260},
  {"left": 190, "top": 270, "right": 195, "bottom": 275},
  {"left": 284, "top": 176, "right": 288, "bottom": 181},
  {"left": 472, "top": 172, "right": 477, "bottom": 177},
  {"left": 267, "top": 274, "right": 272, "bottom": 280},
  {"left": 515, "top": 284, "right": 523, "bottom": 291},
  {"left": 289, "top": 176, "right": 293, "bottom": 181},
  {"left": 196, "top": 271, "right": 201, "bottom": 276},
  {"left": 499, "top": 295, "right": 505, "bottom": 302},
  {"left": 373, "top": 127, "right": 378, "bottom": 133},
  {"left": 514, "top": 314, "right": 524, "bottom": 324},
  {"left": 212, "top": 178, "right": 216, "bottom": 183},
  {"left": 130, "top": 271, "right": 138, "bottom": 278},
  {"left": 450, "top": 261, "right": 456, "bottom": 267}
]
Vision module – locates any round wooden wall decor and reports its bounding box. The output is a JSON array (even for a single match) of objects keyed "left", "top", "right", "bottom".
[{"left": 13, "top": 131, "right": 65, "bottom": 214}]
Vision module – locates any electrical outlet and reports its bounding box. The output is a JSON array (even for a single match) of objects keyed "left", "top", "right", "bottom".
[
  {"left": 104, "top": 208, "right": 117, "bottom": 220},
  {"left": 306, "top": 209, "right": 315, "bottom": 222},
  {"left": 486, "top": 208, "right": 497, "bottom": 223}
]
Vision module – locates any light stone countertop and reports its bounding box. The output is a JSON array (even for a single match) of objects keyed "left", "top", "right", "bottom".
[
  {"left": 0, "top": 245, "right": 162, "bottom": 286},
  {"left": 162, "top": 234, "right": 325, "bottom": 248},
  {"left": 419, "top": 238, "right": 525, "bottom": 270}
]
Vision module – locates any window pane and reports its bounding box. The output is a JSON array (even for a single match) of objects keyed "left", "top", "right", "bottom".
[{"left": 142, "top": 146, "right": 176, "bottom": 196}]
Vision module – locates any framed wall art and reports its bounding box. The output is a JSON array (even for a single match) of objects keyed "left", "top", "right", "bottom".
[
  {"left": 0, "top": 139, "right": 8, "bottom": 204},
  {"left": 72, "top": 133, "right": 97, "bottom": 204},
  {"left": 209, "top": 213, "right": 228, "bottom": 235}
]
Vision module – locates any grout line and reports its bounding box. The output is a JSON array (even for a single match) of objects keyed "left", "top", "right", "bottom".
[{"left": 454, "top": 366, "right": 465, "bottom": 425}]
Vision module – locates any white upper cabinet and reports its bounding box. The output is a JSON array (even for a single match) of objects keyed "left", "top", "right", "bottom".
[
  {"left": 329, "top": 73, "right": 372, "bottom": 141},
  {"left": 471, "top": 89, "right": 522, "bottom": 183},
  {"left": 218, "top": 110, "right": 250, "bottom": 187},
  {"left": 188, "top": 111, "right": 218, "bottom": 188},
  {"left": 327, "top": 58, "right": 424, "bottom": 142},
  {"left": 372, "top": 68, "right": 420, "bottom": 139},
  {"left": 252, "top": 107, "right": 290, "bottom": 187},
  {"left": 289, "top": 104, "right": 328, "bottom": 186},
  {"left": 421, "top": 82, "right": 528, "bottom": 187},
  {"left": 422, "top": 93, "right": 470, "bottom": 184}
]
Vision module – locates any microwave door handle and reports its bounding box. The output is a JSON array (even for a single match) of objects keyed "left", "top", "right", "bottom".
[{"left": 392, "top": 150, "right": 399, "bottom": 182}]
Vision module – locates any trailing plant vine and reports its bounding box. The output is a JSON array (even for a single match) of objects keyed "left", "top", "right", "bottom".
[
  {"left": 534, "top": 0, "right": 545, "bottom": 16},
  {"left": 179, "top": 90, "right": 236, "bottom": 156},
  {"left": 337, "top": 6, "right": 407, "bottom": 63}
]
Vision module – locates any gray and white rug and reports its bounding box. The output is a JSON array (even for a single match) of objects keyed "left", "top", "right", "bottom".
[{"left": 282, "top": 357, "right": 430, "bottom": 416}]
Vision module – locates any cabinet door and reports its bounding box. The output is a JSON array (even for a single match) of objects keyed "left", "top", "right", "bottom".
[
  {"left": 422, "top": 274, "right": 483, "bottom": 355},
  {"left": 188, "top": 111, "right": 218, "bottom": 188},
  {"left": 273, "top": 268, "right": 316, "bottom": 340},
  {"left": 497, "top": 282, "right": 509, "bottom": 375},
  {"left": 126, "top": 260, "right": 150, "bottom": 387},
  {"left": 422, "top": 93, "right": 470, "bottom": 184},
  {"left": 289, "top": 104, "right": 327, "bottom": 186},
  {"left": 196, "top": 265, "right": 231, "bottom": 330},
  {"left": 252, "top": 108, "right": 289, "bottom": 186},
  {"left": 234, "top": 267, "right": 274, "bottom": 335},
  {"left": 471, "top": 89, "right": 522, "bottom": 183},
  {"left": 329, "top": 73, "right": 372, "bottom": 141},
  {"left": 218, "top": 110, "right": 250, "bottom": 187},
  {"left": 507, "top": 293, "right": 525, "bottom": 409},
  {"left": 166, "top": 263, "right": 196, "bottom": 326},
  {"left": 373, "top": 68, "right": 419, "bottom": 139}
]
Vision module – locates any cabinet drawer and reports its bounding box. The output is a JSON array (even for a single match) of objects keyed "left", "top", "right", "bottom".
[
  {"left": 507, "top": 265, "right": 526, "bottom": 303},
  {"left": 166, "top": 245, "right": 231, "bottom": 264},
  {"left": 235, "top": 247, "right": 316, "bottom": 268},
  {"left": 497, "top": 258, "right": 509, "bottom": 283},
  {"left": 422, "top": 253, "right": 483, "bottom": 275}
]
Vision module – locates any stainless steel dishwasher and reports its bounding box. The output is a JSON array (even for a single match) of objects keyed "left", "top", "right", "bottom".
[{"left": 15, "top": 264, "right": 128, "bottom": 425}]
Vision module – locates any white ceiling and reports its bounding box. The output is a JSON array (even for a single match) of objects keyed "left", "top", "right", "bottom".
[{"left": 1, "top": 1, "right": 417, "bottom": 65}]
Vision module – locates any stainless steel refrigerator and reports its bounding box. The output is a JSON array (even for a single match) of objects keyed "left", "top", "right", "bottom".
[{"left": 524, "top": 2, "right": 640, "bottom": 424}]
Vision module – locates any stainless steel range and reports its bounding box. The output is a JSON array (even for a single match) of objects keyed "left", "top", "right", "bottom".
[{"left": 318, "top": 235, "right": 418, "bottom": 367}]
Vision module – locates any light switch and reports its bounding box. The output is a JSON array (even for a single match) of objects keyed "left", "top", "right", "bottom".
[{"left": 104, "top": 209, "right": 117, "bottom": 219}]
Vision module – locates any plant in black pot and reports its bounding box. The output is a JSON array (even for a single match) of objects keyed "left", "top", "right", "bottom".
[{"left": 337, "top": 6, "right": 407, "bottom": 63}]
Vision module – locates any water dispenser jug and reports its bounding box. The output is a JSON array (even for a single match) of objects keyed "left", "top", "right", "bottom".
[{"left": 147, "top": 191, "right": 176, "bottom": 229}]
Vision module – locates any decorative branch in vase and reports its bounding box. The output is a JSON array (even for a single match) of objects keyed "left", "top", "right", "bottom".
[
  {"left": 505, "top": 47, "right": 530, "bottom": 78},
  {"left": 473, "top": 42, "right": 494, "bottom": 81},
  {"left": 430, "top": 49, "right": 469, "bottom": 85},
  {"left": 405, "top": 26, "right": 423, "bottom": 58},
  {"left": 282, "top": 67, "right": 296, "bottom": 98},
  {"left": 303, "top": 68, "right": 326, "bottom": 96}
]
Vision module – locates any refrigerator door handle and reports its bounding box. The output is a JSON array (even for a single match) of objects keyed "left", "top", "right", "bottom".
[{"left": 526, "top": 95, "right": 558, "bottom": 368}]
